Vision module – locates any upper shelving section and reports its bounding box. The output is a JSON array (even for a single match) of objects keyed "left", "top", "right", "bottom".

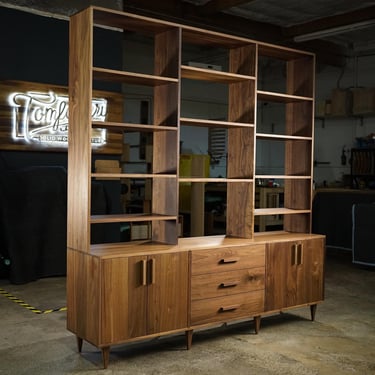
[
  {"left": 257, "top": 43, "right": 315, "bottom": 98},
  {"left": 256, "top": 43, "right": 315, "bottom": 140},
  {"left": 178, "top": 23, "right": 258, "bottom": 239},
  {"left": 180, "top": 24, "right": 256, "bottom": 129},
  {"left": 68, "top": 6, "right": 317, "bottom": 247},
  {"left": 92, "top": 7, "right": 176, "bottom": 33},
  {"left": 255, "top": 42, "right": 315, "bottom": 234},
  {"left": 68, "top": 6, "right": 183, "bottom": 249}
]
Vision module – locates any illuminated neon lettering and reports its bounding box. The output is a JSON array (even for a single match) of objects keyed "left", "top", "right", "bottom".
[{"left": 8, "top": 90, "right": 108, "bottom": 146}]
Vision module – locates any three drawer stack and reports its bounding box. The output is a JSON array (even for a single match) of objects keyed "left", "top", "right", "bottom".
[{"left": 190, "top": 244, "right": 265, "bottom": 328}]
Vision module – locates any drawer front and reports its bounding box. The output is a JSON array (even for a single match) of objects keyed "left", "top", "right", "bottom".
[
  {"left": 191, "top": 244, "right": 265, "bottom": 275},
  {"left": 191, "top": 267, "right": 264, "bottom": 300},
  {"left": 191, "top": 290, "right": 264, "bottom": 326}
]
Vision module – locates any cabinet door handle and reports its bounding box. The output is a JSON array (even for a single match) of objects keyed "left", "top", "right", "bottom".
[
  {"left": 297, "top": 244, "right": 303, "bottom": 265},
  {"left": 291, "top": 244, "right": 298, "bottom": 266},
  {"left": 141, "top": 259, "right": 147, "bottom": 286},
  {"left": 219, "top": 257, "right": 240, "bottom": 264},
  {"left": 219, "top": 281, "right": 239, "bottom": 288},
  {"left": 219, "top": 304, "right": 240, "bottom": 312},
  {"left": 149, "top": 258, "right": 156, "bottom": 285}
]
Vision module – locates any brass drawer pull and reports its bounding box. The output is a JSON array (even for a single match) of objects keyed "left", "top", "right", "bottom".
[
  {"left": 219, "top": 257, "right": 240, "bottom": 264},
  {"left": 219, "top": 281, "right": 239, "bottom": 288},
  {"left": 219, "top": 304, "right": 240, "bottom": 312},
  {"left": 141, "top": 259, "right": 147, "bottom": 286}
]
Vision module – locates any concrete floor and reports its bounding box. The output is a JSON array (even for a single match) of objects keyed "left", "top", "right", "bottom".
[{"left": 0, "top": 250, "right": 374, "bottom": 375}]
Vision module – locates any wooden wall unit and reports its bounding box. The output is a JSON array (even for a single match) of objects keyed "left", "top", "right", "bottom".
[{"left": 67, "top": 6, "right": 324, "bottom": 368}]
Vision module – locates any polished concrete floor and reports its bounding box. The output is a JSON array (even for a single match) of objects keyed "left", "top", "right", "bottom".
[{"left": 0, "top": 250, "right": 374, "bottom": 375}]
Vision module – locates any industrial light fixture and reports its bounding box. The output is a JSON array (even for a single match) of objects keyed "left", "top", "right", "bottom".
[{"left": 293, "top": 19, "right": 375, "bottom": 42}]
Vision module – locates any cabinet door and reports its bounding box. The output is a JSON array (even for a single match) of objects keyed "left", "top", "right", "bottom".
[
  {"left": 101, "top": 256, "right": 149, "bottom": 343},
  {"left": 128, "top": 256, "right": 148, "bottom": 338},
  {"left": 101, "top": 252, "right": 189, "bottom": 343},
  {"left": 265, "top": 238, "right": 324, "bottom": 311},
  {"left": 295, "top": 238, "right": 325, "bottom": 305},
  {"left": 101, "top": 257, "right": 132, "bottom": 345},
  {"left": 148, "top": 252, "right": 189, "bottom": 334}
]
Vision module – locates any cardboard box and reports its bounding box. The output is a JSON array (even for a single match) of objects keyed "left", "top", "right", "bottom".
[
  {"left": 315, "top": 100, "right": 331, "bottom": 117},
  {"left": 95, "top": 159, "right": 120, "bottom": 169},
  {"left": 352, "top": 88, "right": 375, "bottom": 115},
  {"left": 121, "top": 143, "right": 130, "bottom": 162},
  {"left": 315, "top": 100, "right": 326, "bottom": 117},
  {"left": 94, "top": 159, "right": 121, "bottom": 180},
  {"left": 330, "top": 89, "right": 352, "bottom": 116}
]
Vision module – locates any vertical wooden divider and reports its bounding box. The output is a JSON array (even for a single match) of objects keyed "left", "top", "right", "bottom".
[
  {"left": 226, "top": 44, "right": 256, "bottom": 238},
  {"left": 68, "top": 7, "right": 93, "bottom": 252},
  {"left": 284, "top": 55, "right": 315, "bottom": 233},
  {"left": 152, "top": 27, "right": 181, "bottom": 244}
]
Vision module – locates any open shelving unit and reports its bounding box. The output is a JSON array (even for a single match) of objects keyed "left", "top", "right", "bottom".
[
  {"left": 67, "top": 6, "right": 324, "bottom": 369},
  {"left": 68, "top": 7, "right": 181, "bottom": 249},
  {"left": 255, "top": 45, "right": 315, "bottom": 233}
]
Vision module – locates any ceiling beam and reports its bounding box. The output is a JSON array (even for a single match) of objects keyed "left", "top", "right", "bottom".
[
  {"left": 284, "top": 5, "right": 375, "bottom": 39},
  {"left": 122, "top": 0, "right": 348, "bottom": 67},
  {"left": 293, "top": 40, "right": 347, "bottom": 67},
  {"left": 198, "top": 0, "right": 255, "bottom": 15}
]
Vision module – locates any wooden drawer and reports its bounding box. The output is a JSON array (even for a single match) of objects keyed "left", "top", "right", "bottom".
[
  {"left": 191, "top": 267, "right": 264, "bottom": 300},
  {"left": 191, "top": 244, "right": 265, "bottom": 275},
  {"left": 191, "top": 290, "right": 264, "bottom": 326}
]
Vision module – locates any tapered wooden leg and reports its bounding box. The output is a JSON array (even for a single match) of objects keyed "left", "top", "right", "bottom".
[
  {"left": 310, "top": 304, "right": 317, "bottom": 321},
  {"left": 101, "top": 346, "right": 110, "bottom": 369},
  {"left": 254, "top": 316, "right": 261, "bottom": 334},
  {"left": 186, "top": 330, "right": 193, "bottom": 350},
  {"left": 76, "top": 337, "right": 83, "bottom": 353}
]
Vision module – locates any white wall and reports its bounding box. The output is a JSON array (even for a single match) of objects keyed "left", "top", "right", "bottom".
[{"left": 314, "top": 54, "right": 375, "bottom": 186}]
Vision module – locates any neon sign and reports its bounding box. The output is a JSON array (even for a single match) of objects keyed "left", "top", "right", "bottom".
[{"left": 8, "top": 91, "right": 108, "bottom": 146}]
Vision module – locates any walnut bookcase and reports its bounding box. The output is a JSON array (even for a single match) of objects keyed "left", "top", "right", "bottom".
[{"left": 67, "top": 6, "right": 324, "bottom": 368}]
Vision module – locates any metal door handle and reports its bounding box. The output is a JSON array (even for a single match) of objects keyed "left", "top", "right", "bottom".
[{"left": 141, "top": 259, "right": 147, "bottom": 286}]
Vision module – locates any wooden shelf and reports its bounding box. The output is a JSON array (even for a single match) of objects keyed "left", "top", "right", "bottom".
[
  {"left": 254, "top": 207, "right": 311, "bottom": 216},
  {"left": 256, "top": 133, "right": 312, "bottom": 141},
  {"left": 90, "top": 213, "right": 177, "bottom": 224},
  {"left": 182, "top": 28, "right": 253, "bottom": 48},
  {"left": 93, "top": 67, "right": 178, "bottom": 85},
  {"left": 179, "top": 177, "right": 253, "bottom": 183},
  {"left": 92, "top": 173, "right": 176, "bottom": 179},
  {"left": 92, "top": 121, "right": 178, "bottom": 132},
  {"left": 255, "top": 175, "right": 312, "bottom": 180},
  {"left": 181, "top": 65, "right": 255, "bottom": 83},
  {"left": 257, "top": 90, "right": 313, "bottom": 103},
  {"left": 180, "top": 117, "right": 254, "bottom": 128}
]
